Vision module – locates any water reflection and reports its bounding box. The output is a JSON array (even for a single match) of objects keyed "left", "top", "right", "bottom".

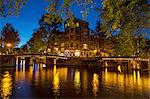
[
  {"left": 0, "top": 71, "right": 12, "bottom": 99},
  {"left": 92, "top": 73, "right": 99, "bottom": 96},
  {"left": 82, "top": 69, "right": 88, "bottom": 95},
  {"left": 117, "top": 65, "right": 121, "bottom": 72},
  {"left": 74, "top": 70, "right": 81, "bottom": 94},
  {"left": 103, "top": 68, "right": 150, "bottom": 98},
  {"left": 53, "top": 65, "right": 60, "bottom": 97},
  {"left": 0, "top": 64, "right": 150, "bottom": 98}
]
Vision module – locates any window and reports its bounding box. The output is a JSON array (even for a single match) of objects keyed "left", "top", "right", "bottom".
[
  {"left": 77, "top": 44, "right": 78, "bottom": 49},
  {"left": 76, "top": 22, "right": 79, "bottom": 27},
  {"left": 81, "top": 52, "right": 83, "bottom": 55},
  {"left": 72, "top": 22, "right": 75, "bottom": 25},
  {"left": 76, "top": 29, "right": 80, "bottom": 35},
  {"left": 71, "top": 43, "right": 73, "bottom": 47},
  {"left": 76, "top": 36, "right": 79, "bottom": 40},
  {"left": 71, "top": 28, "right": 74, "bottom": 33},
  {"left": 65, "top": 24, "right": 67, "bottom": 27},
  {"left": 68, "top": 23, "right": 70, "bottom": 26},
  {"left": 83, "top": 44, "right": 88, "bottom": 49},
  {"left": 71, "top": 35, "right": 73, "bottom": 40}
]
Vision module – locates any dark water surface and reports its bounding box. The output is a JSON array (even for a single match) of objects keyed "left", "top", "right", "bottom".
[{"left": 0, "top": 64, "right": 150, "bottom": 98}]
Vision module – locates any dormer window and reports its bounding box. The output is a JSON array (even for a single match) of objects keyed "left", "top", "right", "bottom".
[
  {"left": 65, "top": 24, "right": 67, "bottom": 27},
  {"left": 76, "top": 22, "right": 79, "bottom": 27}
]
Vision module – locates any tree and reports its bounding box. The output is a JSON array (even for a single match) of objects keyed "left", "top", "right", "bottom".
[
  {"left": 24, "top": 13, "right": 63, "bottom": 54},
  {"left": 112, "top": 32, "right": 135, "bottom": 56},
  {"left": 20, "top": 44, "right": 28, "bottom": 53},
  {"left": 44, "top": 0, "right": 96, "bottom": 25},
  {"left": 1, "top": 23, "right": 20, "bottom": 48},
  {"left": 0, "top": 0, "right": 27, "bottom": 17},
  {"left": 101, "top": 0, "right": 149, "bottom": 56},
  {"left": 95, "top": 20, "right": 112, "bottom": 52},
  {"left": 47, "top": 28, "right": 64, "bottom": 47},
  {"left": 101, "top": 0, "right": 149, "bottom": 32},
  {"left": 39, "top": 13, "right": 62, "bottom": 41},
  {"left": 27, "top": 28, "right": 47, "bottom": 53}
]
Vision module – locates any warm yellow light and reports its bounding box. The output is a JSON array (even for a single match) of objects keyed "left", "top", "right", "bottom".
[
  {"left": 76, "top": 22, "right": 79, "bottom": 27},
  {"left": 47, "top": 48, "right": 51, "bottom": 52},
  {"left": 83, "top": 44, "right": 88, "bottom": 49},
  {"left": 43, "top": 64, "right": 46, "bottom": 68},
  {"left": 75, "top": 50, "right": 80, "bottom": 57},
  {"left": 105, "top": 61, "right": 108, "bottom": 67},
  {"left": 7, "top": 43, "right": 11, "bottom": 47},
  {"left": 74, "top": 70, "right": 81, "bottom": 94},
  {"left": 92, "top": 73, "right": 99, "bottom": 96},
  {"left": 54, "top": 47, "right": 58, "bottom": 51},
  {"left": 117, "top": 65, "right": 121, "bottom": 72},
  {"left": 1, "top": 71, "right": 12, "bottom": 98},
  {"left": 94, "top": 50, "right": 97, "bottom": 53},
  {"left": 53, "top": 65, "right": 60, "bottom": 96}
]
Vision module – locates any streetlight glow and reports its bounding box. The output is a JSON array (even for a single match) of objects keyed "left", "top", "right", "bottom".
[
  {"left": 94, "top": 50, "right": 97, "bottom": 53},
  {"left": 7, "top": 43, "right": 11, "bottom": 47}
]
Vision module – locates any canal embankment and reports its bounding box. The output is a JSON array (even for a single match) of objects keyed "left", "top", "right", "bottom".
[{"left": 0, "top": 55, "right": 16, "bottom": 67}]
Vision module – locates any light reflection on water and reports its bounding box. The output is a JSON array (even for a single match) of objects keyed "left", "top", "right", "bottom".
[
  {"left": 103, "top": 68, "right": 150, "bottom": 98},
  {"left": 53, "top": 64, "right": 60, "bottom": 97},
  {"left": 74, "top": 70, "right": 81, "bottom": 94},
  {"left": 0, "top": 64, "right": 150, "bottom": 98},
  {"left": 0, "top": 71, "right": 12, "bottom": 98},
  {"left": 92, "top": 73, "right": 99, "bottom": 96}
]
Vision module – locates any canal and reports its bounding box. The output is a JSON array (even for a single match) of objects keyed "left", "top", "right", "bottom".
[{"left": 0, "top": 64, "right": 150, "bottom": 98}]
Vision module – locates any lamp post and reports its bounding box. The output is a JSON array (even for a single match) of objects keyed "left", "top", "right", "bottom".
[
  {"left": 7, "top": 43, "right": 11, "bottom": 54},
  {"left": 94, "top": 50, "right": 97, "bottom": 57}
]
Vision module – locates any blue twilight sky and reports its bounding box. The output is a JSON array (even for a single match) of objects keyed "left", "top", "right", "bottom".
[{"left": 0, "top": 0, "right": 101, "bottom": 47}]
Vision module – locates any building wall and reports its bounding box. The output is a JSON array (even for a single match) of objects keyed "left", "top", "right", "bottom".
[{"left": 63, "top": 18, "right": 102, "bottom": 58}]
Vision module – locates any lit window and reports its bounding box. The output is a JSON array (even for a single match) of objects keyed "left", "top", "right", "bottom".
[
  {"left": 65, "top": 24, "right": 67, "bottom": 27},
  {"left": 83, "top": 44, "right": 88, "bottom": 49},
  {"left": 71, "top": 43, "right": 73, "bottom": 47},
  {"left": 76, "top": 22, "right": 79, "bottom": 27},
  {"left": 68, "top": 23, "right": 70, "bottom": 26},
  {"left": 75, "top": 50, "right": 80, "bottom": 57},
  {"left": 72, "top": 22, "right": 74, "bottom": 25}
]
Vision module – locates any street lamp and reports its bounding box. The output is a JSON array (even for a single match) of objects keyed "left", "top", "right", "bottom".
[
  {"left": 7, "top": 43, "right": 11, "bottom": 47},
  {"left": 7, "top": 43, "right": 11, "bottom": 54},
  {"left": 94, "top": 50, "right": 97, "bottom": 53}
]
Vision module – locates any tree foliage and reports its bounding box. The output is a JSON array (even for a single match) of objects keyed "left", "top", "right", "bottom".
[
  {"left": 1, "top": 23, "right": 20, "bottom": 48},
  {"left": 25, "top": 13, "right": 63, "bottom": 53},
  {"left": 47, "top": 28, "right": 64, "bottom": 47},
  {"left": 95, "top": 20, "right": 112, "bottom": 52},
  {"left": 27, "top": 28, "right": 47, "bottom": 53},
  {"left": 0, "top": 0, "right": 27, "bottom": 17},
  {"left": 101, "top": 0, "right": 149, "bottom": 32},
  {"left": 45, "top": 0, "right": 96, "bottom": 25},
  {"left": 101, "top": 0, "right": 149, "bottom": 56}
]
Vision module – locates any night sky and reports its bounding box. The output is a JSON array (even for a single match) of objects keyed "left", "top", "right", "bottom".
[{"left": 0, "top": 0, "right": 101, "bottom": 47}]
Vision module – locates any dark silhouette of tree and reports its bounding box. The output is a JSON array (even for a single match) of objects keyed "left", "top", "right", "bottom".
[
  {"left": 27, "top": 28, "right": 47, "bottom": 53},
  {"left": 47, "top": 28, "right": 64, "bottom": 48},
  {"left": 25, "top": 13, "right": 63, "bottom": 53},
  {"left": 95, "top": 20, "right": 112, "bottom": 53},
  {"left": 38, "top": 14, "right": 62, "bottom": 43},
  {"left": 1, "top": 23, "right": 20, "bottom": 48},
  {"left": 20, "top": 44, "right": 28, "bottom": 53}
]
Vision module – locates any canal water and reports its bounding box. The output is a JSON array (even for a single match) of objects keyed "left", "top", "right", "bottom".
[{"left": 0, "top": 64, "right": 150, "bottom": 98}]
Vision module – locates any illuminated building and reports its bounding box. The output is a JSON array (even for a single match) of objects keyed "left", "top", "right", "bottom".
[
  {"left": 64, "top": 18, "right": 101, "bottom": 57},
  {"left": 47, "top": 18, "right": 109, "bottom": 57}
]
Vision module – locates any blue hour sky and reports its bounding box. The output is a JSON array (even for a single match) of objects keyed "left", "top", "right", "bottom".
[{"left": 0, "top": 0, "right": 101, "bottom": 47}]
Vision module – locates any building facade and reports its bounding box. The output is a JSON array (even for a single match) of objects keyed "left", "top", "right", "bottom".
[
  {"left": 63, "top": 18, "right": 102, "bottom": 57},
  {"left": 48, "top": 18, "right": 110, "bottom": 57}
]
